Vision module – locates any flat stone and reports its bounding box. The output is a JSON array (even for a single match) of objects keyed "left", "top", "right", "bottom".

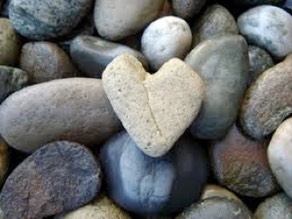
[
  {"left": 0, "top": 65, "right": 28, "bottom": 102},
  {"left": 70, "top": 35, "right": 148, "bottom": 78},
  {"left": 0, "top": 141, "right": 101, "bottom": 219},
  {"left": 185, "top": 35, "right": 249, "bottom": 139},
  {"left": 238, "top": 6, "right": 292, "bottom": 59},
  {"left": 9, "top": 0, "right": 93, "bottom": 40},
  {"left": 102, "top": 55, "right": 205, "bottom": 157},
  {"left": 100, "top": 131, "right": 209, "bottom": 215},
  {"left": 172, "top": 0, "right": 206, "bottom": 20},
  {"left": 141, "top": 16, "right": 192, "bottom": 71},
  {"left": 0, "top": 78, "right": 121, "bottom": 153},
  {"left": 94, "top": 0, "right": 164, "bottom": 41},
  {"left": 0, "top": 137, "right": 9, "bottom": 186},
  {"left": 20, "top": 42, "right": 77, "bottom": 84}
]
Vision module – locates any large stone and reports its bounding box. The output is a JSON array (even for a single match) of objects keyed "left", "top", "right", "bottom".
[
  {"left": 238, "top": 6, "right": 292, "bottom": 59},
  {"left": 9, "top": 0, "right": 93, "bottom": 40},
  {"left": 172, "top": 0, "right": 206, "bottom": 19},
  {"left": 100, "top": 131, "right": 209, "bottom": 215},
  {"left": 0, "top": 78, "right": 121, "bottom": 153},
  {"left": 102, "top": 55, "right": 205, "bottom": 157},
  {"left": 185, "top": 35, "right": 249, "bottom": 139},
  {"left": 0, "top": 141, "right": 101, "bottom": 219},
  {"left": 94, "top": 0, "right": 165, "bottom": 41}
]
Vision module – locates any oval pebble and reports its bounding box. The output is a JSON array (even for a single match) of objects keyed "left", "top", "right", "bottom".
[
  {"left": 142, "top": 16, "right": 192, "bottom": 71},
  {"left": 172, "top": 0, "right": 206, "bottom": 20},
  {"left": 0, "top": 78, "right": 121, "bottom": 153},
  {"left": 9, "top": 0, "right": 93, "bottom": 40},
  {"left": 0, "top": 141, "right": 101, "bottom": 219},
  {"left": 99, "top": 131, "right": 209, "bottom": 215}
]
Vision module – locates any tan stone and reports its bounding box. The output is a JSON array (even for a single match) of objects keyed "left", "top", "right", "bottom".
[{"left": 0, "top": 137, "right": 9, "bottom": 185}]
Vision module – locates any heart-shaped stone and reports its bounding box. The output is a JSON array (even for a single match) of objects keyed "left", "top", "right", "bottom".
[{"left": 102, "top": 54, "right": 205, "bottom": 157}]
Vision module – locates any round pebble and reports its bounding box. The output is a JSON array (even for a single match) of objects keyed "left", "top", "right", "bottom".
[
  {"left": 99, "top": 131, "right": 209, "bottom": 215},
  {"left": 0, "top": 141, "right": 101, "bottom": 219},
  {"left": 0, "top": 137, "right": 9, "bottom": 186},
  {"left": 9, "top": 0, "right": 93, "bottom": 40},
  {"left": 172, "top": 0, "right": 206, "bottom": 20},
  {"left": 0, "top": 78, "right": 121, "bottom": 153},
  {"left": 141, "top": 16, "right": 192, "bottom": 71},
  {"left": 20, "top": 42, "right": 77, "bottom": 84}
]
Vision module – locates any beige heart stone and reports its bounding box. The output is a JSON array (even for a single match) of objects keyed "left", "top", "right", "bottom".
[{"left": 102, "top": 54, "right": 205, "bottom": 157}]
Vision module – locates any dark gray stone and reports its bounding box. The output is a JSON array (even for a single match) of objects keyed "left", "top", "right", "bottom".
[
  {"left": 70, "top": 35, "right": 148, "bottom": 78},
  {"left": 9, "top": 0, "right": 93, "bottom": 40},
  {"left": 0, "top": 141, "right": 101, "bottom": 219},
  {"left": 100, "top": 131, "right": 209, "bottom": 215},
  {"left": 172, "top": 0, "right": 206, "bottom": 20}
]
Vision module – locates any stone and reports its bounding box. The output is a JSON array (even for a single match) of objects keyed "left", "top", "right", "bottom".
[
  {"left": 210, "top": 124, "right": 278, "bottom": 197},
  {"left": 9, "top": 0, "right": 93, "bottom": 40},
  {"left": 0, "top": 66, "right": 28, "bottom": 102},
  {"left": 248, "top": 45, "right": 274, "bottom": 86},
  {"left": 192, "top": 4, "right": 238, "bottom": 46},
  {"left": 268, "top": 118, "right": 292, "bottom": 199},
  {"left": 185, "top": 35, "right": 249, "bottom": 139},
  {"left": 233, "top": 0, "right": 283, "bottom": 6},
  {"left": 238, "top": 5, "right": 292, "bottom": 59},
  {"left": 141, "top": 16, "right": 192, "bottom": 71},
  {"left": 254, "top": 193, "right": 292, "bottom": 219},
  {"left": 240, "top": 54, "right": 292, "bottom": 139},
  {"left": 94, "top": 0, "right": 165, "bottom": 41},
  {"left": 0, "top": 137, "right": 9, "bottom": 186},
  {"left": 0, "top": 18, "right": 21, "bottom": 66},
  {"left": 20, "top": 42, "right": 77, "bottom": 84},
  {"left": 172, "top": 0, "right": 206, "bottom": 20},
  {"left": 0, "top": 78, "right": 121, "bottom": 153},
  {"left": 56, "top": 195, "right": 131, "bottom": 219},
  {"left": 100, "top": 131, "right": 209, "bottom": 215},
  {"left": 0, "top": 141, "right": 101, "bottom": 219},
  {"left": 102, "top": 55, "right": 205, "bottom": 157},
  {"left": 70, "top": 35, "right": 148, "bottom": 78},
  {"left": 176, "top": 197, "right": 252, "bottom": 219}
]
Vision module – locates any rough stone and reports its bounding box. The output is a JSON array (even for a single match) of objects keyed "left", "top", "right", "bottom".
[{"left": 172, "top": 0, "right": 206, "bottom": 20}]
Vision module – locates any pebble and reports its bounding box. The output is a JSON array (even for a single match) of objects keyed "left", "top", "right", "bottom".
[
  {"left": 20, "top": 42, "right": 77, "bottom": 84},
  {"left": 0, "top": 138, "right": 9, "bottom": 186},
  {"left": 141, "top": 16, "right": 192, "bottom": 71},
  {"left": 176, "top": 197, "right": 252, "bottom": 219},
  {"left": 70, "top": 35, "right": 148, "bottom": 78},
  {"left": 99, "top": 131, "right": 209, "bottom": 215},
  {"left": 248, "top": 45, "right": 274, "bottom": 85},
  {"left": 172, "top": 0, "right": 206, "bottom": 20},
  {"left": 0, "top": 66, "right": 28, "bottom": 102},
  {"left": 185, "top": 35, "right": 249, "bottom": 139},
  {"left": 0, "top": 18, "right": 20, "bottom": 66},
  {"left": 102, "top": 55, "right": 205, "bottom": 157},
  {"left": 238, "top": 5, "right": 292, "bottom": 59},
  {"left": 9, "top": 0, "right": 93, "bottom": 40},
  {"left": 94, "top": 0, "right": 165, "bottom": 41},
  {"left": 268, "top": 118, "right": 292, "bottom": 199},
  {"left": 0, "top": 78, "right": 121, "bottom": 153},
  {"left": 56, "top": 195, "right": 131, "bottom": 219},
  {"left": 211, "top": 124, "right": 278, "bottom": 197},
  {"left": 192, "top": 4, "right": 238, "bottom": 46},
  {"left": 254, "top": 193, "right": 292, "bottom": 219},
  {"left": 240, "top": 54, "right": 292, "bottom": 139},
  {"left": 0, "top": 141, "right": 101, "bottom": 219}
]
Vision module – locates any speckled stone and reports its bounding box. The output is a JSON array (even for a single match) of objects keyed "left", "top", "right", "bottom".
[
  {"left": 172, "top": 0, "right": 206, "bottom": 20},
  {"left": 0, "top": 141, "right": 101, "bottom": 219},
  {"left": 100, "top": 131, "right": 209, "bottom": 215},
  {"left": 0, "top": 137, "right": 9, "bottom": 186},
  {"left": 238, "top": 6, "right": 292, "bottom": 59},
  {"left": 9, "top": 0, "right": 93, "bottom": 40},
  {"left": 185, "top": 35, "right": 249, "bottom": 139},
  {"left": 70, "top": 35, "right": 148, "bottom": 78},
  {"left": 0, "top": 78, "right": 121, "bottom": 153},
  {"left": 20, "top": 42, "right": 77, "bottom": 84},
  {"left": 0, "top": 66, "right": 28, "bottom": 102}
]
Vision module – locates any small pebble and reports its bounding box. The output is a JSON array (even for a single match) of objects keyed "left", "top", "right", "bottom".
[
  {"left": 172, "top": 0, "right": 206, "bottom": 20},
  {"left": 0, "top": 137, "right": 9, "bottom": 186}
]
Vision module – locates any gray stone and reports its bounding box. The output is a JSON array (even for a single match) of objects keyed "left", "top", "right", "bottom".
[
  {"left": 172, "top": 0, "right": 206, "bottom": 20},
  {"left": 0, "top": 78, "right": 121, "bottom": 153},
  {"left": 70, "top": 35, "right": 148, "bottom": 78},
  {"left": 94, "top": 0, "right": 165, "bottom": 41},
  {"left": 102, "top": 55, "right": 205, "bottom": 157},
  {"left": 238, "top": 6, "right": 292, "bottom": 59},
  {"left": 0, "top": 66, "right": 28, "bottom": 102},
  {"left": 192, "top": 4, "right": 238, "bottom": 46},
  {"left": 185, "top": 35, "right": 249, "bottom": 139},
  {"left": 0, "top": 141, "right": 101, "bottom": 219},
  {"left": 9, "top": 0, "right": 93, "bottom": 40}
]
